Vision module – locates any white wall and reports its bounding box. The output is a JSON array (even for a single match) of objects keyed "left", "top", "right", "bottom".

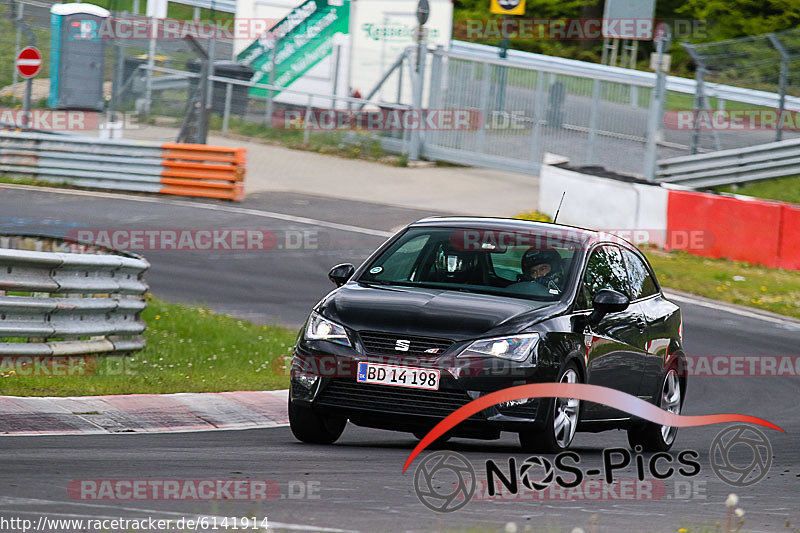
[
  {"left": 538, "top": 164, "right": 668, "bottom": 247},
  {"left": 234, "top": 0, "right": 452, "bottom": 107},
  {"left": 349, "top": 0, "right": 452, "bottom": 103}
]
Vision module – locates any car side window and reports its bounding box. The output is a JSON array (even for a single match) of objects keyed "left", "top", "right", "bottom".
[
  {"left": 621, "top": 248, "right": 659, "bottom": 300},
  {"left": 576, "top": 245, "right": 630, "bottom": 309}
]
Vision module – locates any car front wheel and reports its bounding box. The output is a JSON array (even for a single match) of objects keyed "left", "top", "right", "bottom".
[
  {"left": 519, "top": 362, "right": 581, "bottom": 453},
  {"left": 289, "top": 398, "right": 347, "bottom": 444}
]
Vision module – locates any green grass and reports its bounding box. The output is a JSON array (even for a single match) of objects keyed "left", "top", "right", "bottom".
[
  {"left": 643, "top": 248, "right": 800, "bottom": 319},
  {"left": 714, "top": 175, "right": 800, "bottom": 205},
  {"left": 0, "top": 297, "right": 296, "bottom": 396}
]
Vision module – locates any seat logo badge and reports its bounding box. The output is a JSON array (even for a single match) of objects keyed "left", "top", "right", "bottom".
[
  {"left": 424, "top": 348, "right": 440, "bottom": 354},
  {"left": 395, "top": 339, "right": 411, "bottom": 351}
]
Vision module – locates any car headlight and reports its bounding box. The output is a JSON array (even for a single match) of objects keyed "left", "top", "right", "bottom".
[
  {"left": 459, "top": 333, "right": 539, "bottom": 362},
  {"left": 304, "top": 312, "right": 352, "bottom": 347}
]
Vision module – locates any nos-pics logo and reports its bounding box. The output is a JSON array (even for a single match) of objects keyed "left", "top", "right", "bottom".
[{"left": 413, "top": 425, "right": 773, "bottom": 512}]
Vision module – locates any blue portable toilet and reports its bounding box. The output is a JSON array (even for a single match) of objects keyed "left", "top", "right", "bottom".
[{"left": 49, "top": 3, "right": 110, "bottom": 110}]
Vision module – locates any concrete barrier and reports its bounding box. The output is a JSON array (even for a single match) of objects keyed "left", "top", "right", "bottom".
[
  {"left": 538, "top": 163, "right": 800, "bottom": 271},
  {"left": 538, "top": 164, "right": 669, "bottom": 247}
]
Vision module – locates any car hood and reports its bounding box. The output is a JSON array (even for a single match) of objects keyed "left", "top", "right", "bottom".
[{"left": 317, "top": 282, "right": 564, "bottom": 341}]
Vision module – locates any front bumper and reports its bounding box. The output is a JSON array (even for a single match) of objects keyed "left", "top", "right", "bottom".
[{"left": 290, "top": 342, "right": 549, "bottom": 436}]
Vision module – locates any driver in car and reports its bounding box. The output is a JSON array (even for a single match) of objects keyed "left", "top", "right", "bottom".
[{"left": 519, "top": 249, "right": 565, "bottom": 293}]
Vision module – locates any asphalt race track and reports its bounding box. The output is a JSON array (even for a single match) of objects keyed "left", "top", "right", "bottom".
[{"left": 1, "top": 186, "right": 799, "bottom": 532}]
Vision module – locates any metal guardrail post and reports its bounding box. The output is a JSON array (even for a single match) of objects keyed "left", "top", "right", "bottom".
[
  {"left": 222, "top": 81, "right": 233, "bottom": 134},
  {"left": 586, "top": 78, "right": 601, "bottom": 165}
]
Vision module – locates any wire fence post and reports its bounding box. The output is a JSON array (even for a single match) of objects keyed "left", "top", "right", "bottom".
[
  {"left": 767, "top": 33, "right": 790, "bottom": 142},
  {"left": 12, "top": 2, "right": 23, "bottom": 87},
  {"left": 527, "top": 69, "right": 547, "bottom": 174},
  {"left": 303, "top": 93, "right": 313, "bottom": 145},
  {"left": 409, "top": 45, "right": 427, "bottom": 161},
  {"left": 143, "top": 18, "right": 157, "bottom": 114},
  {"left": 683, "top": 44, "right": 705, "bottom": 155},
  {"left": 644, "top": 25, "right": 671, "bottom": 181},
  {"left": 586, "top": 78, "right": 601, "bottom": 165},
  {"left": 265, "top": 35, "right": 279, "bottom": 128},
  {"left": 474, "top": 61, "right": 492, "bottom": 154},
  {"left": 222, "top": 81, "right": 233, "bottom": 134}
]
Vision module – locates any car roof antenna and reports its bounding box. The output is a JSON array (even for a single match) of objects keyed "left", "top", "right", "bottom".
[{"left": 553, "top": 192, "right": 566, "bottom": 224}]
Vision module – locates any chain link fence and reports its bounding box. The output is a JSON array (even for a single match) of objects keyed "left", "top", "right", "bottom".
[
  {"left": 3, "top": 0, "right": 798, "bottom": 183},
  {"left": 684, "top": 29, "right": 800, "bottom": 153}
]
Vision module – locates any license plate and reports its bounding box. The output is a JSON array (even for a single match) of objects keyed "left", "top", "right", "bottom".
[{"left": 356, "top": 362, "right": 440, "bottom": 390}]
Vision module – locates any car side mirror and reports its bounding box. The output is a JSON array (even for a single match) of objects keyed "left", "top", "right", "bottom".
[
  {"left": 587, "top": 289, "right": 629, "bottom": 325},
  {"left": 328, "top": 263, "right": 355, "bottom": 287}
]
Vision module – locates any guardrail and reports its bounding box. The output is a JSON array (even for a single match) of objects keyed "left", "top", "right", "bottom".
[
  {"left": 0, "top": 235, "right": 149, "bottom": 357},
  {"left": 0, "top": 131, "right": 246, "bottom": 201},
  {"left": 655, "top": 137, "right": 800, "bottom": 188}
]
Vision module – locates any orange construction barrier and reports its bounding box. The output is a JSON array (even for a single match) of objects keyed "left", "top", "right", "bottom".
[{"left": 158, "top": 143, "right": 246, "bottom": 201}]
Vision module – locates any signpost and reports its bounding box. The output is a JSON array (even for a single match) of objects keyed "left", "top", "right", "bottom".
[
  {"left": 15, "top": 46, "right": 41, "bottom": 129},
  {"left": 410, "top": 0, "right": 430, "bottom": 160}
]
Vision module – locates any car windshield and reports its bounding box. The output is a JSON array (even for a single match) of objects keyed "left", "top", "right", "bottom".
[{"left": 358, "top": 227, "right": 580, "bottom": 301}]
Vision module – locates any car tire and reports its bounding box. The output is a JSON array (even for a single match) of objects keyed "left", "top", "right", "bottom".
[
  {"left": 627, "top": 367, "right": 683, "bottom": 452},
  {"left": 289, "top": 398, "right": 347, "bottom": 445},
  {"left": 519, "top": 361, "right": 581, "bottom": 453}
]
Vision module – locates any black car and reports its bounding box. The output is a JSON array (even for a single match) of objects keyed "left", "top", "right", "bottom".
[{"left": 289, "top": 218, "right": 685, "bottom": 452}]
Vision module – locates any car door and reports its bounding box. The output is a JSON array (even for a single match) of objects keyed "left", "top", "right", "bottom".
[
  {"left": 575, "top": 244, "right": 648, "bottom": 420},
  {"left": 620, "top": 246, "right": 677, "bottom": 403}
]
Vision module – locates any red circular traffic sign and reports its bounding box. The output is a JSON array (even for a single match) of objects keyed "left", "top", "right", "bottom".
[{"left": 16, "top": 46, "right": 42, "bottom": 79}]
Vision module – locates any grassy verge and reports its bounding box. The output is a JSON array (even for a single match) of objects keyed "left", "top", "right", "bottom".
[
  {"left": 643, "top": 248, "right": 800, "bottom": 319},
  {"left": 0, "top": 297, "right": 295, "bottom": 397},
  {"left": 713, "top": 175, "right": 800, "bottom": 205}
]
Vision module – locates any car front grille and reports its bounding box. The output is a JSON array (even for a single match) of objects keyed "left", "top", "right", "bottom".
[
  {"left": 358, "top": 331, "right": 453, "bottom": 357},
  {"left": 314, "top": 379, "right": 480, "bottom": 419}
]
